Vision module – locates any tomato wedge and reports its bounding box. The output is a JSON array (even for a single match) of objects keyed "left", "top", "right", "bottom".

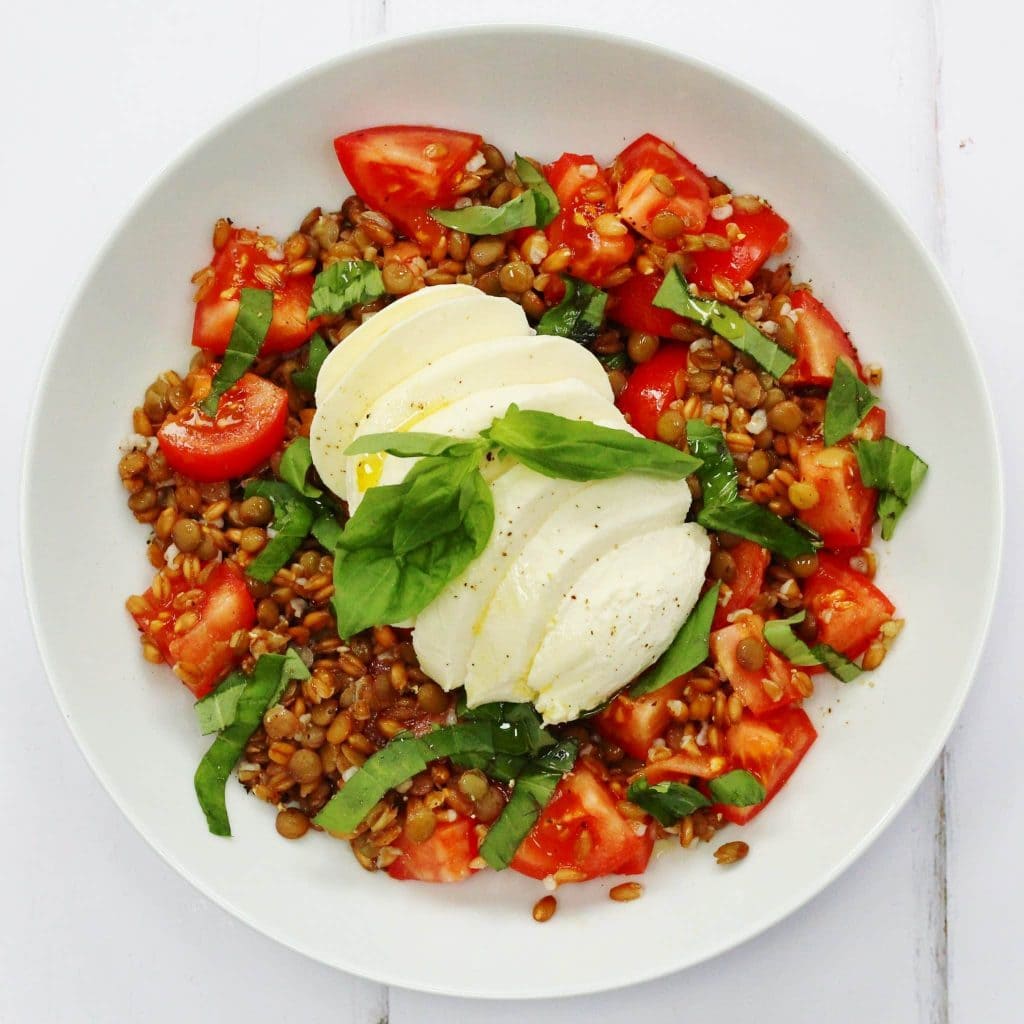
[
  {"left": 802, "top": 553, "right": 895, "bottom": 659},
  {"left": 720, "top": 707, "right": 817, "bottom": 824},
  {"left": 788, "top": 290, "right": 863, "bottom": 387},
  {"left": 157, "top": 372, "right": 288, "bottom": 483},
  {"left": 688, "top": 203, "right": 789, "bottom": 293},
  {"left": 712, "top": 541, "right": 771, "bottom": 630},
  {"left": 334, "top": 125, "right": 483, "bottom": 249},
  {"left": 615, "top": 344, "right": 689, "bottom": 439},
  {"left": 544, "top": 153, "right": 635, "bottom": 286},
  {"left": 595, "top": 677, "right": 688, "bottom": 760},
  {"left": 129, "top": 561, "right": 256, "bottom": 698},
  {"left": 387, "top": 816, "right": 481, "bottom": 883},
  {"left": 711, "top": 614, "right": 803, "bottom": 716},
  {"left": 613, "top": 133, "right": 710, "bottom": 240},
  {"left": 192, "top": 229, "right": 318, "bottom": 355},
  {"left": 607, "top": 271, "right": 686, "bottom": 338},
  {"left": 511, "top": 762, "right": 652, "bottom": 881},
  {"left": 796, "top": 443, "right": 877, "bottom": 550},
  {"left": 640, "top": 749, "right": 728, "bottom": 786}
]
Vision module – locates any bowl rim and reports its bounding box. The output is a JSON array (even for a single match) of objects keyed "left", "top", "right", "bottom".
[{"left": 20, "top": 22, "right": 1005, "bottom": 999}]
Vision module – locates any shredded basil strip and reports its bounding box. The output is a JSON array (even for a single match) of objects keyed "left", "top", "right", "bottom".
[
  {"left": 483, "top": 403, "right": 701, "bottom": 482},
  {"left": 853, "top": 438, "right": 929, "bottom": 540},
  {"left": 627, "top": 778, "right": 710, "bottom": 826},
  {"left": 653, "top": 266, "right": 794, "bottom": 378},
  {"left": 686, "top": 421, "right": 738, "bottom": 508},
  {"left": 697, "top": 499, "right": 818, "bottom": 559},
  {"left": 194, "top": 650, "right": 309, "bottom": 836},
  {"left": 479, "top": 740, "right": 578, "bottom": 870},
  {"left": 537, "top": 276, "right": 608, "bottom": 344},
  {"left": 630, "top": 583, "right": 721, "bottom": 697},
  {"left": 279, "top": 437, "right": 323, "bottom": 498},
  {"left": 198, "top": 288, "right": 273, "bottom": 417},
  {"left": 194, "top": 671, "right": 247, "bottom": 735},
  {"left": 823, "top": 358, "right": 878, "bottom": 446},
  {"left": 307, "top": 260, "right": 384, "bottom": 318},
  {"left": 514, "top": 154, "right": 560, "bottom": 226},
  {"left": 597, "top": 351, "right": 630, "bottom": 371},
  {"left": 763, "top": 610, "right": 862, "bottom": 682},
  {"left": 292, "top": 333, "right": 330, "bottom": 393},
  {"left": 708, "top": 769, "right": 766, "bottom": 807},
  {"left": 345, "top": 432, "right": 487, "bottom": 460},
  {"left": 243, "top": 480, "right": 316, "bottom": 583}
]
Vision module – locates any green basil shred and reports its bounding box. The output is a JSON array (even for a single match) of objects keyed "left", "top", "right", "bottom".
[
  {"left": 853, "top": 438, "right": 928, "bottom": 540},
  {"left": 696, "top": 499, "right": 818, "bottom": 559},
  {"left": 686, "top": 421, "right": 738, "bottom": 508},
  {"left": 708, "top": 769, "right": 766, "bottom": 807},
  {"left": 279, "top": 437, "right": 323, "bottom": 498},
  {"left": 763, "top": 610, "right": 862, "bottom": 682},
  {"left": 626, "top": 778, "right": 710, "bottom": 825},
  {"left": 823, "top": 358, "right": 878, "bottom": 446},
  {"left": 291, "top": 333, "right": 330, "bottom": 393},
  {"left": 243, "top": 480, "right": 316, "bottom": 582},
  {"left": 307, "top": 260, "right": 384, "bottom": 319},
  {"left": 536, "top": 276, "right": 608, "bottom": 344}
]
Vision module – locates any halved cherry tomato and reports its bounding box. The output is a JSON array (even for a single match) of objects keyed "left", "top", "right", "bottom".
[
  {"left": 387, "top": 816, "right": 481, "bottom": 883},
  {"left": 796, "top": 443, "right": 877, "bottom": 549},
  {"left": 612, "top": 134, "right": 710, "bottom": 240},
  {"left": 192, "top": 229, "right": 318, "bottom": 355},
  {"left": 334, "top": 125, "right": 483, "bottom": 250},
  {"left": 640, "top": 749, "right": 728, "bottom": 786},
  {"left": 802, "top": 554, "right": 895, "bottom": 659},
  {"left": 688, "top": 204, "right": 788, "bottom": 293},
  {"left": 711, "top": 614, "right": 802, "bottom": 716},
  {"left": 720, "top": 707, "right": 817, "bottom": 824},
  {"left": 129, "top": 561, "right": 256, "bottom": 698},
  {"left": 595, "top": 677, "right": 688, "bottom": 760},
  {"left": 615, "top": 344, "right": 689, "bottom": 439},
  {"left": 788, "top": 290, "right": 863, "bottom": 387},
  {"left": 544, "top": 153, "right": 635, "bottom": 286},
  {"left": 157, "top": 371, "right": 288, "bottom": 482},
  {"left": 607, "top": 271, "right": 685, "bottom": 338},
  {"left": 511, "top": 762, "right": 652, "bottom": 881},
  {"left": 712, "top": 541, "right": 771, "bottom": 629}
]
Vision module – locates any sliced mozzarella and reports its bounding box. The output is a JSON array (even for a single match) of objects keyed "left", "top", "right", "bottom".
[
  {"left": 462, "top": 475, "right": 694, "bottom": 706},
  {"left": 313, "top": 284, "right": 478, "bottom": 404},
  {"left": 345, "top": 378, "right": 629, "bottom": 514},
  {"left": 412, "top": 466, "right": 587, "bottom": 691},
  {"left": 530, "top": 523, "right": 711, "bottom": 724},
  {"left": 311, "top": 293, "right": 532, "bottom": 495}
]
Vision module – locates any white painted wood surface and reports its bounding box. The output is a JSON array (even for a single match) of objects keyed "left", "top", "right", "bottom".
[{"left": 1, "top": 1, "right": 1018, "bottom": 1020}]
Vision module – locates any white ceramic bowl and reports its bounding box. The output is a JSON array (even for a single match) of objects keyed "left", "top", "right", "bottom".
[{"left": 22, "top": 26, "right": 1001, "bottom": 999}]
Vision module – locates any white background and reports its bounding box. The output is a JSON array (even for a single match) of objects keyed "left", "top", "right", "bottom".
[{"left": 2, "top": 1, "right": 1020, "bottom": 1021}]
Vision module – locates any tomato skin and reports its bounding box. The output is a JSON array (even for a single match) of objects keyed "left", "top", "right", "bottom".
[
  {"left": 192, "top": 229, "right": 318, "bottom": 355},
  {"left": 688, "top": 204, "right": 789, "bottom": 293},
  {"left": 796, "top": 443, "right": 877, "bottom": 550},
  {"left": 333, "top": 125, "right": 483, "bottom": 248},
  {"left": 129, "top": 561, "right": 256, "bottom": 698},
  {"left": 615, "top": 344, "right": 689, "bottom": 439},
  {"left": 640, "top": 749, "right": 728, "bottom": 785},
  {"left": 802, "top": 553, "right": 895, "bottom": 659},
  {"left": 595, "top": 677, "right": 688, "bottom": 760},
  {"left": 711, "top": 614, "right": 802, "bottom": 716},
  {"left": 613, "top": 134, "right": 710, "bottom": 239},
  {"left": 511, "top": 762, "right": 652, "bottom": 881},
  {"left": 607, "top": 271, "right": 686, "bottom": 337},
  {"left": 788, "top": 290, "right": 863, "bottom": 387},
  {"left": 157, "top": 372, "right": 288, "bottom": 482},
  {"left": 712, "top": 541, "right": 771, "bottom": 630},
  {"left": 544, "top": 153, "right": 635, "bottom": 286},
  {"left": 387, "top": 816, "right": 481, "bottom": 883},
  {"left": 720, "top": 707, "right": 817, "bottom": 824}
]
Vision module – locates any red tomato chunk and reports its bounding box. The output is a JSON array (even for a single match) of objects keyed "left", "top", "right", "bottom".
[
  {"left": 387, "top": 816, "right": 481, "bottom": 883},
  {"left": 615, "top": 344, "right": 689, "bottom": 439}
]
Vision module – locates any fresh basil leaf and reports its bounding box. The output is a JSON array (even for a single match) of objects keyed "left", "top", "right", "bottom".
[
  {"left": 307, "top": 260, "right": 385, "bottom": 318},
  {"left": 484, "top": 403, "right": 701, "bottom": 482},
  {"left": 479, "top": 740, "right": 578, "bottom": 870},
  {"left": 630, "top": 583, "right": 721, "bottom": 697},
  {"left": 313, "top": 723, "right": 498, "bottom": 834},
  {"left": 853, "top": 438, "right": 929, "bottom": 540},
  {"left": 627, "top": 777, "right": 710, "bottom": 826},
  {"left": 763, "top": 610, "right": 862, "bottom": 682},
  {"left": 291, "top": 333, "right": 330, "bottom": 393},
  {"left": 344, "top": 431, "right": 487, "bottom": 460},
  {"left": 430, "top": 190, "right": 539, "bottom": 235},
  {"left": 823, "top": 358, "right": 878, "bottom": 446},
  {"left": 243, "top": 480, "right": 316, "bottom": 582},
  {"left": 708, "top": 769, "right": 766, "bottom": 807},
  {"left": 194, "top": 671, "right": 247, "bottom": 735},
  {"left": 310, "top": 508, "right": 344, "bottom": 551},
  {"left": 653, "top": 267, "right": 794, "bottom": 378},
  {"left": 697, "top": 499, "right": 817, "bottom": 559},
  {"left": 198, "top": 288, "right": 273, "bottom": 417},
  {"left": 459, "top": 701, "right": 555, "bottom": 757},
  {"left": 194, "top": 650, "right": 309, "bottom": 835},
  {"left": 279, "top": 437, "right": 322, "bottom": 498},
  {"left": 686, "top": 420, "right": 738, "bottom": 508},
  {"left": 537, "top": 276, "right": 608, "bottom": 344},
  {"left": 335, "top": 484, "right": 406, "bottom": 551},
  {"left": 513, "top": 154, "right": 560, "bottom": 227}
]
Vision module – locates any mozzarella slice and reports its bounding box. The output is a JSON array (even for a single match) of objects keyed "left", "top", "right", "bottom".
[
  {"left": 345, "top": 378, "right": 629, "bottom": 514},
  {"left": 530, "top": 523, "right": 711, "bottom": 724},
  {"left": 311, "top": 293, "right": 532, "bottom": 495},
  {"left": 462, "top": 475, "right": 694, "bottom": 706}
]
